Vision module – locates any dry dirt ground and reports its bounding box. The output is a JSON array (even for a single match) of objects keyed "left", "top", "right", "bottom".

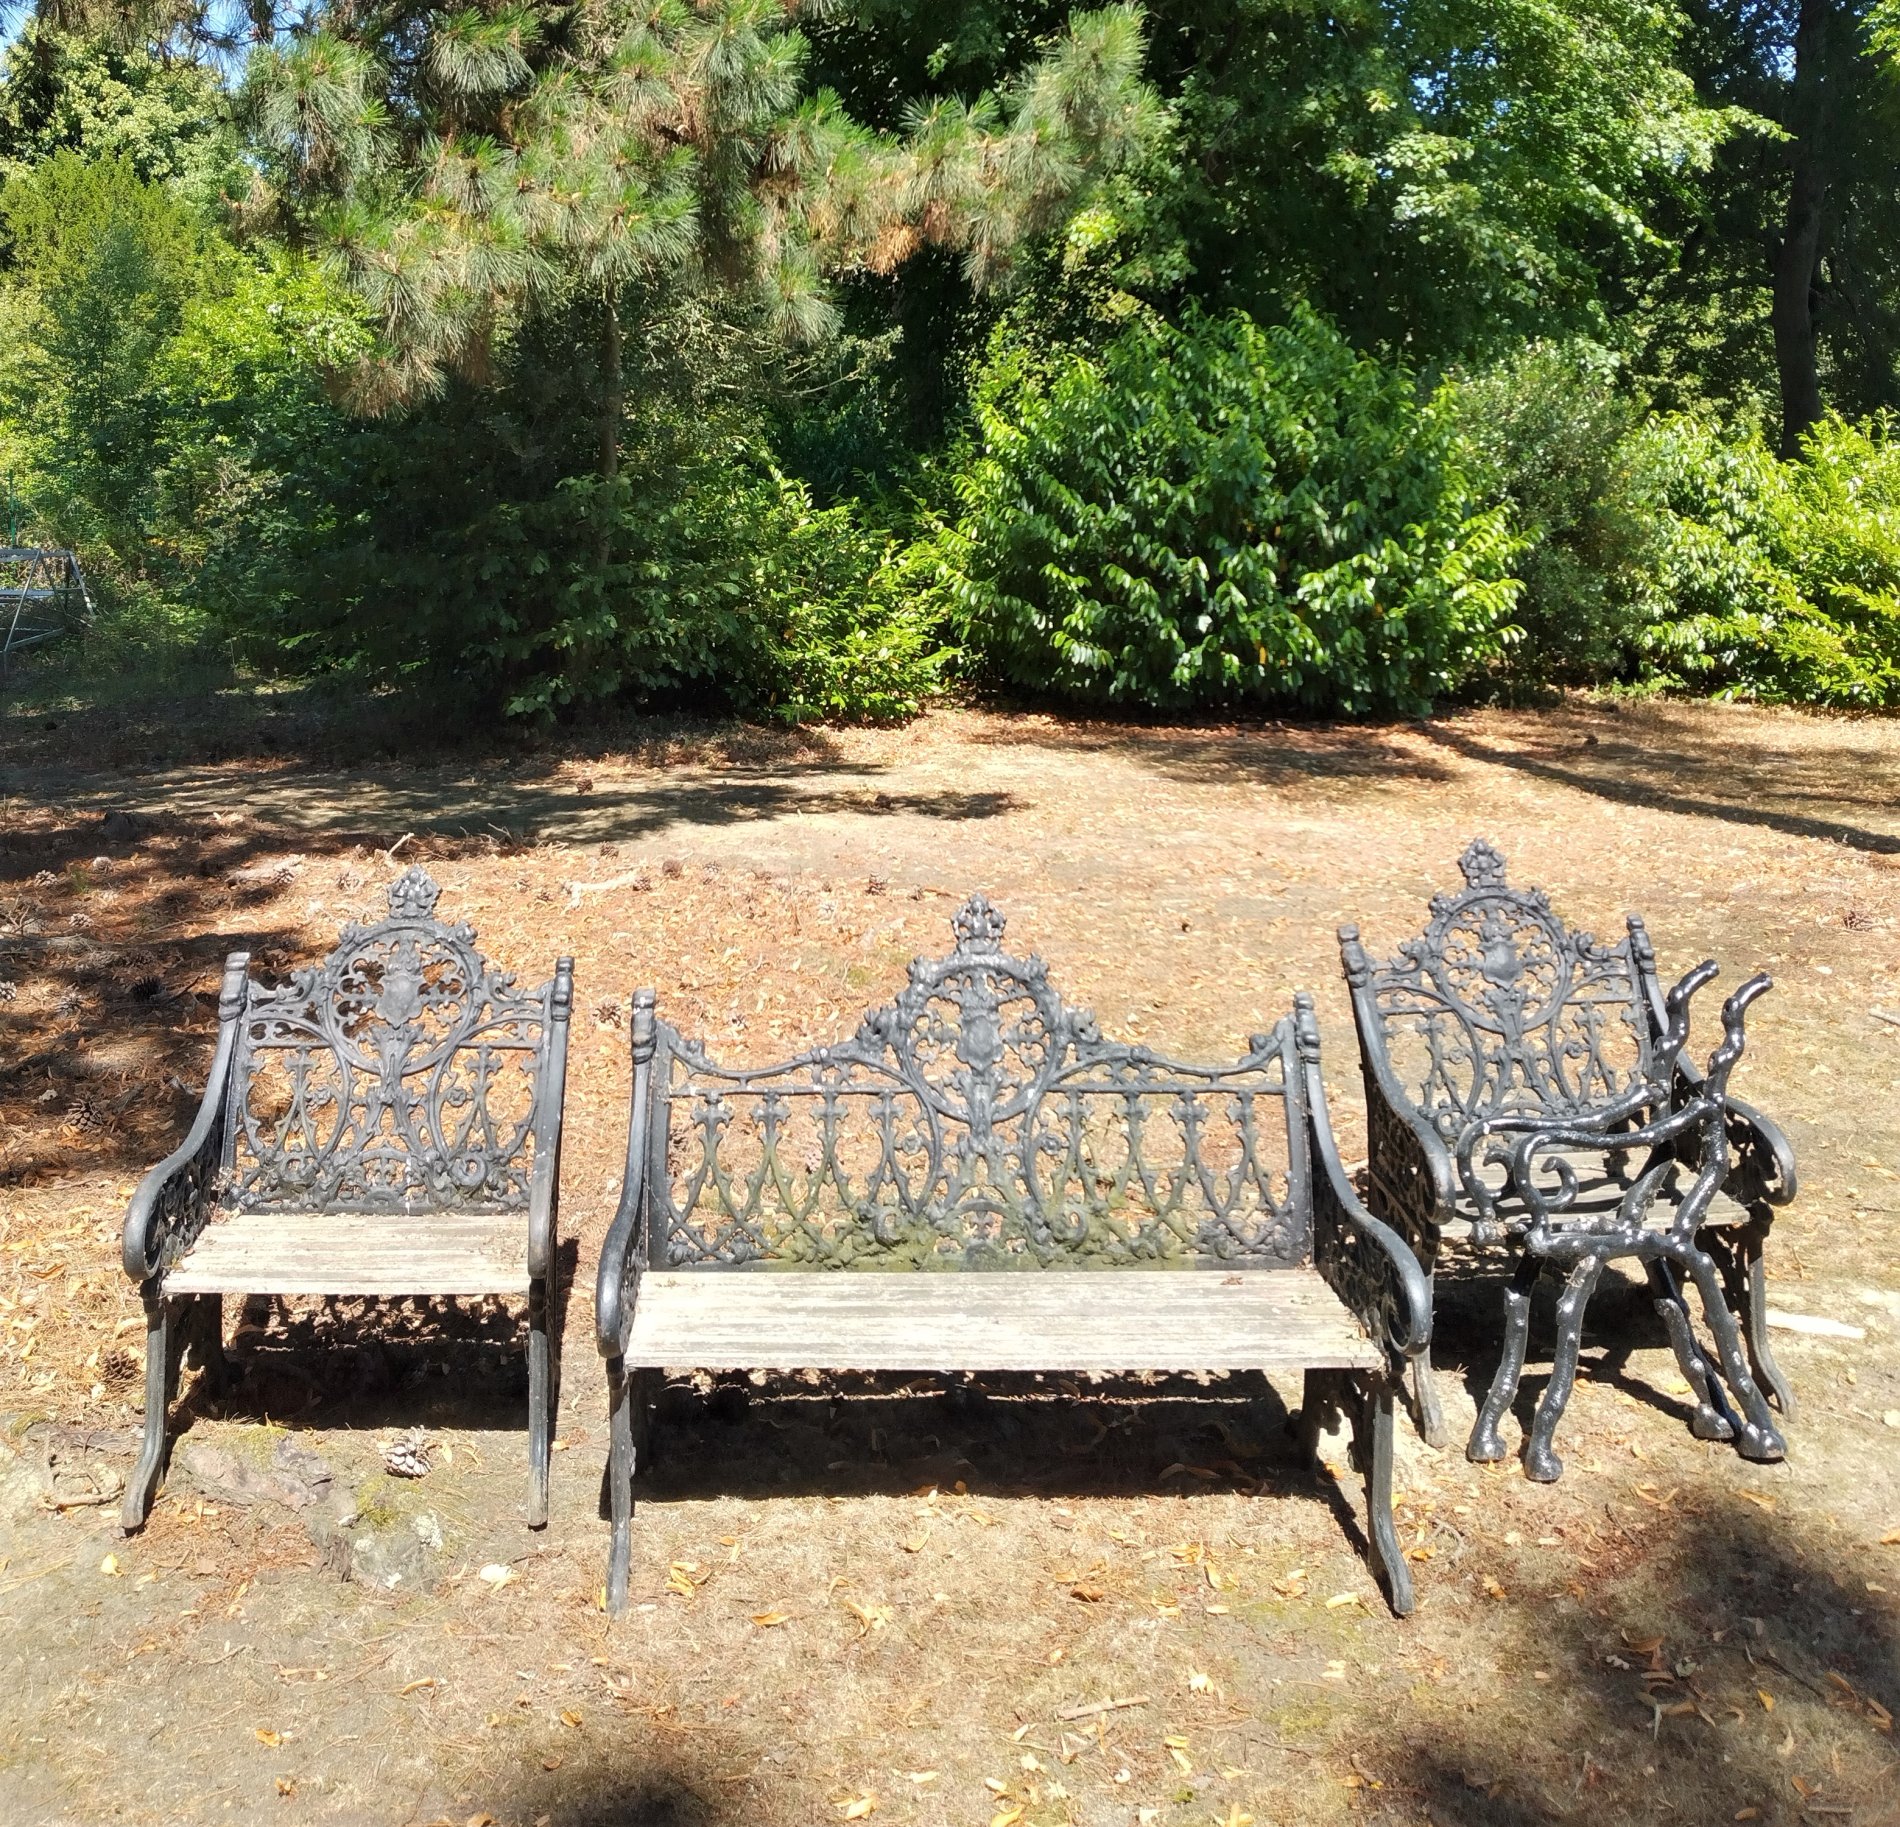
[{"left": 0, "top": 690, "right": 1896, "bottom": 1827}]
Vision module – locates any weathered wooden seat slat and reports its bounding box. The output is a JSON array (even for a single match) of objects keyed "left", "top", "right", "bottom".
[
  {"left": 622, "top": 1269, "right": 1384, "bottom": 1373},
  {"left": 164, "top": 1211, "right": 530, "bottom": 1297},
  {"left": 121, "top": 868, "right": 573, "bottom": 1530},
  {"left": 1340, "top": 838, "right": 1796, "bottom": 1478},
  {"left": 597, "top": 894, "right": 1430, "bottom": 1616}
]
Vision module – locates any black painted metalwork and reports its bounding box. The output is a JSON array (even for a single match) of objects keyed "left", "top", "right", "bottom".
[
  {"left": 121, "top": 869, "right": 574, "bottom": 1530},
  {"left": 1341, "top": 839, "right": 1798, "bottom": 1469},
  {"left": 597, "top": 896, "right": 1430, "bottom": 1617}
]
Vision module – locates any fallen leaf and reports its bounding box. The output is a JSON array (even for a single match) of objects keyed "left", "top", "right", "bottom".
[
  {"left": 989, "top": 1808, "right": 1023, "bottom": 1827},
  {"left": 1327, "top": 1591, "right": 1363, "bottom": 1609},
  {"left": 1757, "top": 1689, "right": 1775, "bottom": 1712},
  {"left": 1069, "top": 1582, "right": 1105, "bottom": 1603},
  {"left": 99, "top": 1553, "right": 120, "bottom": 1577},
  {"left": 1188, "top": 1669, "right": 1213, "bottom": 1692},
  {"left": 477, "top": 1564, "right": 517, "bottom": 1589},
  {"left": 559, "top": 1710, "right": 582, "bottom": 1728},
  {"left": 400, "top": 1678, "right": 436, "bottom": 1696},
  {"left": 903, "top": 1771, "right": 939, "bottom": 1785},
  {"left": 838, "top": 1797, "right": 877, "bottom": 1820},
  {"left": 541, "top": 1757, "right": 563, "bottom": 1772},
  {"left": 276, "top": 1778, "right": 296, "bottom": 1798},
  {"left": 254, "top": 1728, "right": 283, "bottom": 1748},
  {"left": 751, "top": 1612, "right": 790, "bottom": 1628},
  {"left": 1322, "top": 1660, "right": 1348, "bottom": 1681}
]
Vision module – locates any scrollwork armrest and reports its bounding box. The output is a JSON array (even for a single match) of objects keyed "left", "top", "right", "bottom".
[
  {"left": 1296, "top": 996, "right": 1431, "bottom": 1364},
  {"left": 123, "top": 953, "right": 250, "bottom": 1285}
]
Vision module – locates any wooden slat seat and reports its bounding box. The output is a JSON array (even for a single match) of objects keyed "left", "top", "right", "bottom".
[
  {"left": 624, "top": 1268, "right": 1382, "bottom": 1374},
  {"left": 167, "top": 1211, "right": 529, "bottom": 1297}
]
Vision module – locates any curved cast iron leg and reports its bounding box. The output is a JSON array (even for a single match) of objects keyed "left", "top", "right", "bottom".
[
  {"left": 1524, "top": 1254, "right": 1604, "bottom": 1483},
  {"left": 1738, "top": 1221, "right": 1796, "bottom": 1420},
  {"left": 1645, "top": 1260, "right": 1736, "bottom": 1442},
  {"left": 1349, "top": 1373, "right": 1413, "bottom": 1617},
  {"left": 122, "top": 1288, "right": 176, "bottom": 1532},
  {"left": 526, "top": 1278, "right": 552, "bottom": 1529},
  {"left": 1469, "top": 1256, "right": 1541, "bottom": 1464},
  {"left": 1679, "top": 1246, "right": 1785, "bottom": 1463},
  {"left": 605, "top": 1359, "right": 653, "bottom": 1614}
]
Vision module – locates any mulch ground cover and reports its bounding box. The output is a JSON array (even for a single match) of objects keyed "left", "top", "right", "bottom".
[{"left": 0, "top": 691, "right": 1895, "bottom": 1826}]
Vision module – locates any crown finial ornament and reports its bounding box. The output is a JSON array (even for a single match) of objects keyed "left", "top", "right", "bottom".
[
  {"left": 951, "top": 893, "right": 1008, "bottom": 951},
  {"left": 1458, "top": 838, "right": 1510, "bottom": 889},
  {"left": 387, "top": 865, "right": 443, "bottom": 921}
]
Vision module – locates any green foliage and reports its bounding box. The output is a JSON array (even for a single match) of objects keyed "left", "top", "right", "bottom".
[
  {"left": 928, "top": 303, "right": 1522, "bottom": 714},
  {"left": 1451, "top": 343, "right": 1656, "bottom": 686},
  {"left": 0, "top": 23, "right": 237, "bottom": 202},
  {"left": 1632, "top": 413, "right": 1900, "bottom": 706}
]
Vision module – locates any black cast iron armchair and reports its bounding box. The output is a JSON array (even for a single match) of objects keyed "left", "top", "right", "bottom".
[{"left": 1339, "top": 839, "right": 1796, "bottom": 1464}]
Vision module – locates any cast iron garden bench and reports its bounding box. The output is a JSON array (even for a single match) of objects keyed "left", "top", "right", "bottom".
[
  {"left": 1338, "top": 839, "right": 1796, "bottom": 1477},
  {"left": 595, "top": 894, "right": 1432, "bottom": 1616},
  {"left": 120, "top": 867, "right": 573, "bottom": 1530}
]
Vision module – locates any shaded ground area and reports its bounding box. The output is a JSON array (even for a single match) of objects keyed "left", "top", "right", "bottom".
[{"left": 0, "top": 691, "right": 1896, "bottom": 1825}]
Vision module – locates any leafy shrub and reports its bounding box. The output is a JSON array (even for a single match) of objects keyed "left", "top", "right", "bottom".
[
  {"left": 1631, "top": 413, "right": 1900, "bottom": 706},
  {"left": 926, "top": 303, "right": 1521, "bottom": 714},
  {"left": 1451, "top": 342, "right": 1655, "bottom": 686}
]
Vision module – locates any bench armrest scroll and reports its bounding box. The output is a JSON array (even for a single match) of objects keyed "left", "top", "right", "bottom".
[
  {"left": 527, "top": 958, "right": 575, "bottom": 1280},
  {"left": 123, "top": 953, "right": 249, "bottom": 1284},
  {"left": 596, "top": 990, "right": 657, "bottom": 1358},
  {"left": 1297, "top": 995, "right": 1431, "bottom": 1364}
]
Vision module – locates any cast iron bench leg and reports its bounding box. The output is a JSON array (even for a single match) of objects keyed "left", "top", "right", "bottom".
[
  {"left": 123, "top": 1288, "right": 179, "bottom": 1532},
  {"left": 1409, "top": 1341, "right": 1449, "bottom": 1452},
  {"left": 192, "top": 1293, "right": 229, "bottom": 1400},
  {"left": 527, "top": 1276, "right": 554, "bottom": 1529},
  {"left": 1349, "top": 1373, "right": 1412, "bottom": 1616},
  {"left": 606, "top": 1358, "right": 654, "bottom": 1613}
]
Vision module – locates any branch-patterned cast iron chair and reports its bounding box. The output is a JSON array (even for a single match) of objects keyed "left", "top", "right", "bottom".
[
  {"left": 1471, "top": 967, "right": 1785, "bottom": 1479},
  {"left": 1339, "top": 839, "right": 1796, "bottom": 1461},
  {"left": 597, "top": 895, "right": 1431, "bottom": 1616},
  {"left": 120, "top": 868, "right": 573, "bottom": 1530}
]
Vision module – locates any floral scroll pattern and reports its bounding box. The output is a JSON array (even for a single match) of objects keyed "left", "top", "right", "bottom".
[
  {"left": 652, "top": 895, "right": 1309, "bottom": 1268},
  {"left": 224, "top": 868, "right": 550, "bottom": 1212}
]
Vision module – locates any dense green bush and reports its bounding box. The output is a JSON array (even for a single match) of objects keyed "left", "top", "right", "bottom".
[
  {"left": 1633, "top": 413, "right": 1900, "bottom": 706},
  {"left": 1451, "top": 343, "right": 1655, "bottom": 687},
  {"left": 925, "top": 304, "right": 1522, "bottom": 714}
]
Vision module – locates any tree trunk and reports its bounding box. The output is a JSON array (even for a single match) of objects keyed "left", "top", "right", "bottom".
[
  {"left": 1773, "top": 0, "right": 1833, "bottom": 458},
  {"left": 597, "top": 288, "right": 622, "bottom": 570}
]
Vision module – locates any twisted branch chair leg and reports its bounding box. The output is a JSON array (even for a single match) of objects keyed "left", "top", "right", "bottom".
[
  {"left": 1680, "top": 1246, "right": 1785, "bottom": 1463},
  {"left": 1523, "top": 1254, "right": 1605, "bottom": 1483},
  {"left": 1646, "top": 1259, "right": 1736, "bottom": 1441},
  {"left": 1470, "top": 1255, "right": 1540, "bottom": 1464}
]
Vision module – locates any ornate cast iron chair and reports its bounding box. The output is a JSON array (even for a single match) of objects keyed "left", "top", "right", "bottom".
[
  {"left": 1339, "top": 839, "right": 1796, "bottom": 1464},
  {"left": 1472, "top": 966, "right": 1786, "bottom": 1479},
  {"left": 120, "top": 868, "right": 574, "bottom": 1531},
  {"left": 597, "top": 894, "right": 1431, "bottom": 1616}
]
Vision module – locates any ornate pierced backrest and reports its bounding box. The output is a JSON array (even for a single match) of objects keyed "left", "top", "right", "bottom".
[
  {"left": 221, "top": 868, "right": 556, "bottom": 1213},
  {"left": 1343, "top": 839, "right": 1658, "bottom": 1141},
  {"left": 645, "top": 895, "right": 1311, "bottom": 1270}
]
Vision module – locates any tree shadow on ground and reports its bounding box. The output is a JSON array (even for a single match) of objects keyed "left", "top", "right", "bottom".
[
  {"left": 964, "top": 712, "right": 1459, "bottom": 790},
  {"left": 1380, "top": 1508, "right": 1898, "bottom": 1825},
  {"left": 1420, "top": 712, "right": 1900, "bottom": 855}
]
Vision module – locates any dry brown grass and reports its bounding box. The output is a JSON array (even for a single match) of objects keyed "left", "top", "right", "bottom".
[{"left": 0, "top": 691, "right": 1896, "bottom": 1827}]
